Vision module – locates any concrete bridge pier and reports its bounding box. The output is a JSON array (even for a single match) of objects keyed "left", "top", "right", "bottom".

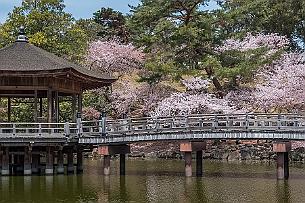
[
  {"left": 273, "top": 141, "right": 291, "bottom": 180},
  {"left": 1, "top": 147, "right": 9, "bottom": 175},
  {"left": 180, "top": 142, "right": 206, "bottom": 177},
  {"left": 98, "top": 145, "right": 130, "bottom": 176}
]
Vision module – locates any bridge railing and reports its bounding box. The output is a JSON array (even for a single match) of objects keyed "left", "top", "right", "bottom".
[
  {"left": 94, "top": 113, "right": 305, "bottom": 136},
  {"left": 0, "top": 122, "right": 78, "bottom": 136}
]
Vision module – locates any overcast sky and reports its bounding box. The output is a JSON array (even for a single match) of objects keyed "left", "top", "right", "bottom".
[{"left": 0, "top": 0, "right": 140, "bottom": 23}]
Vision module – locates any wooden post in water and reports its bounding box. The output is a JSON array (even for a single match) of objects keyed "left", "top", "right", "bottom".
[
  {"left": 98, "top": 145, "right": 130, "bottom": 176},
  {"left": 103, "top": 155, "right": 111, "bottom": 176},
  {"left": 273, "top": 141, "right": 291, "bottom": 180},
  {"left": 67, "top": 148, "right": 74, "bottom": 174},
  {"left": 120, "top": 154, "right": 126, "bottom": 176},
  {"left": 32, "top": 154, "right": 40, "bottom": 174},
  {"left": 196, "top": 151, "right": 203, "bottom": 177},
  {"left": 24, "top": 146, "right": 32, "bottom": 175},
  {"left": 45, "top": 147, "right": 54, "bottom": 175},
  {"left": 1, "top": 147, "right": 9, "bottom": 175},
  {"left": 184, "top": 152, "right": 192, "bottom": 177},
  {"left": 180, "top": 142, "right": 206, "bottom": 177},
  {"left": 57, "top": 148, "right": 64, "bottom": 174},
  {"left": 77, "top": 147, "right": 83, "bottom": 173}
]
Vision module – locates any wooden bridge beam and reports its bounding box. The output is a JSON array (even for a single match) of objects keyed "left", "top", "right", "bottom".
[
  {"left": 273, "top": 141, "right": 291, "bottom": 180},
  {"left": 180, "top": 142, "right": 206, "bottom": 177}
]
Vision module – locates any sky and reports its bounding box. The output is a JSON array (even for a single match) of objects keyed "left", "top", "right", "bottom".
[
  {"left": 0, "top": 0, "right": 219, "bottom": 23},
  {"left": 0, "top": 0, "right": 140, "bottom": 23}
]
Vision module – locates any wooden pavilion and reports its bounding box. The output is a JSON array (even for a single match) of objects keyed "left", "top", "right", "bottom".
[
  {"left": 0, "top": 27, "right": 116, "bottom": 176},
  {"left": 0, "top": 27, "right": 115, "bottom": 123}
]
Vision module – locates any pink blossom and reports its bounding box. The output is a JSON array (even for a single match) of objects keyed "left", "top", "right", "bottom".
[{"left": 87, "top": 39, "right": 145, "bottom": 73}]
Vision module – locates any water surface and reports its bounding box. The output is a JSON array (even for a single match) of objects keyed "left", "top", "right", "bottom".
[{"left": 1, "top": 159, "right": 305, "bottom": 203}]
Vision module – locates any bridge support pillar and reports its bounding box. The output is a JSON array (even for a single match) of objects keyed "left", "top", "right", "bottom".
[
  {"left": 120, "top": 154, "right": 126, "bottom": 176},
  {"left": 45, "top": 147, "right": 54, "bottom": 175},
  {"left": 24, "top": 147, "right": 32, "bottom": 175},
  {"left": 103, "top": 155, "right": 111, "bottom": 176},
  {"left": 98, "top": 145, "right": 130, "bottom": 176},
  {"left": 67, "top": 148, "right": 74, "bottom": 174},
  {"left": 1, "top": 147, "right": 9, "bottom": 175},
  {"left": 180, "top": 142, "right": 206, "bottom": 177},
  {"left": 57, "top": 149, "right": 64, "bottom": 174},
  {"left": 196, "top": 151, "right": 203, "bottom": 177},
  {"left": 273, "top": 142, "right": 291, "bottom": 180},
  {"left": 32, "top": 154, "right": 40, "bottom": 174},
  {"left": 77, "top": 148, "right": 83, "bottom": 173}
]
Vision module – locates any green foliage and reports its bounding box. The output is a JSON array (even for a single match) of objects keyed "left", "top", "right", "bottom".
[
  {"left": 93, "top": 7, "right": 129, "bottom": 42},
  {"left": 219, "top": 0, "right": 305, "bottom": 49},
  {"left": 128, "top": 0, "right": 216, "bottom": 79},
  {"left": 0, "top": 0, "right": 89, "bottom": 63}
]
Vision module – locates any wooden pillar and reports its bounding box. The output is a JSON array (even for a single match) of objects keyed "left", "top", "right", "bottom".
[
  {"left": 57, "top": 149, "right": 64, "bottom": 174},
  {"left": 47, "top": 89, "right": 53, "bottom": 123},
  {"left": 39, "top": 98, "right": 43, "bottom": 118},
  {"left": 45, "top": 147, "right": 54, "bottom": 175},
  {"left": 273, "top": 142, "right": 291, "bottom": 180},
  {"left": 184, "top": 152, "right": 192, "bottom": 177},
  {"left": 120, "top": 154, "right": 126, "bottom": 176},
  {"left": 34, "top": 90, "right": 38, "bottom": 122},
  {"left": 24, "top": 147, "right": 32, "bottom": 175},
  {"left": 72, "top": 94, "right": 77, "bottom": 122},
  {"left": 54, "top": 91, "right": 59, "bottom": 123},
  {"left": 7, "top": 97, "right": 11, "bottom": 122},
  {"left": 77, "top": 93, "right": 83, "bottom": 115},
  {"left": 77, "top": 148, "right": 83, "bottom": 173},
  {"left": 67, "top": 148, "right": 74, "bottom": 173},
  {"left": 32, "top": 154, "right": 40, "bottom": 174},
  {"left": 103, "top": 155, "right": 111, "bottom": 176},
  {"left": 1, "top": 147, "right": 9, "bottom": 175},
  {"left": 196, "top": 151, "right": 203, "bottom": 177},
  {"left": 0, "top": 147, "right": 2, "bottom": 171}
]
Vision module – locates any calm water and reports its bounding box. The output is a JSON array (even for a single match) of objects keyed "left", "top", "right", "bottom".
[{"left": 1, "top": 159, "right": 305, "bottom": 203}]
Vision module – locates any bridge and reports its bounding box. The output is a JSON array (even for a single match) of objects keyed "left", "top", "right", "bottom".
[{"left": 0, "top": 113, "right": 302, "bottom": 179}]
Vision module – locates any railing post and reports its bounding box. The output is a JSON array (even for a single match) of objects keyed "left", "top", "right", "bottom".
[
  {"left": 213, "top": 114, "right": 218, "bottom": 129},
  {"left": 13, "top": 123, "right": 16, "bottom": 134},
  {"left": 99, "top": 111, "right": 106, "bottom": 137},
  {"left": 245, "top": 113, "right": 249, "bottom": 130},
  {"left": 278, "top": 114, "right": 281, "bottom": 130},
  {"left": 38, "top": 124, "right": 42, "bottom": 135},
  {"left": 77, "top": 112, "right": 83, "bottom": 137},
  {"left": 64, "top": 122, "right": 70, "bottom": 137}
]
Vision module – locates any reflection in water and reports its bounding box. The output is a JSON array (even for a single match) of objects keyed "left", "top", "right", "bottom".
[
  {"left": 276, "top": 181, "right": 291, "bottom": 203},
  {"left": 0, "top": 159, "right": 304, "bottom": 202}
]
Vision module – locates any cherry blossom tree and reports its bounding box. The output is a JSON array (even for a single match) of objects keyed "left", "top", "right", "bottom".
[{"left": 86, "top": 39, "right": 145, "bottom": 74}]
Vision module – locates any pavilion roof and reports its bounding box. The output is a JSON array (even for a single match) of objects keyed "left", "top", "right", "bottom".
[{"left": 0, "top": 27, "right": 116, "bottom": 89}]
